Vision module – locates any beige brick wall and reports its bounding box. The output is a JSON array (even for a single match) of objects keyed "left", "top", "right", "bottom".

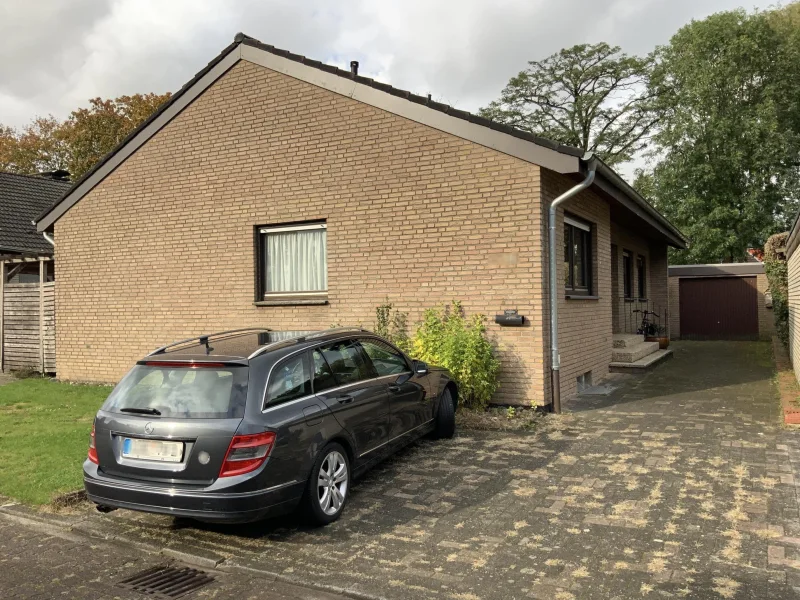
[
  {"left": 789, "top": 251, "right": 800, "bottom": 382},
  {"left": 54, "top": 60, "right": 550, "bottom": 404},
  {"left": 668, "top": 272, "right": 773, "bottom": 340},
  {"left": 540, "top": 170, "right": 612, "bottom": 401}
]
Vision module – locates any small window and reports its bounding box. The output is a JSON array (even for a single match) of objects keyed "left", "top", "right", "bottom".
[
  {"left": 257, "top": 222, "right": 327, "bottom": 298},
  {"left": 637, "top": 256, "right": 646, "bottom": 299},
  {"left": 316, "top": 339, "right": 372, "bottom": 387},
  {"left": 564, "top": 215, "right": 592, "bottom": 295},
  {"left": 266, "top": 354, "right": 312, "bottom": 406},
  {"left": 359, "top": 339, "right": 410, "bottom": 377},
  {"left": 623, "top": 250, "right": 633, "bottom": 299}
]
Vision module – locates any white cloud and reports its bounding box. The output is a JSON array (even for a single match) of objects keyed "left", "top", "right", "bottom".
[{"left": 0, "top": 0, "right": 770, "bottom": 178}]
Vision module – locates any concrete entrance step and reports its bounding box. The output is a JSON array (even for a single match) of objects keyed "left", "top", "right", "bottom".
[
  {"left": 612, "top": 341, "right": 660, "bottom": 363},
  {"left": 610, "top": 349, "right": 673, "bottom": 372},
  {"left": 612, "top": 333, "right": 644, "bottom": 349}
]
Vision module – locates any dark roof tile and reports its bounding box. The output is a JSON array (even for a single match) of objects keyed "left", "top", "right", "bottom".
[{"left": 0, "top": 172, "right": 70, "bottom": 254}]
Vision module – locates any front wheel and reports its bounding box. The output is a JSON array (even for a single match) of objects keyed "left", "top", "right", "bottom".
[
  {"left": 434, "top": 387, "right": 456, "bottom": 439},
  {"left": 302, "top": 443, "right": 350, "bottom": 525}
]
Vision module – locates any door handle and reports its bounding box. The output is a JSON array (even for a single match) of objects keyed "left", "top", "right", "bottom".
[{"left": 337, "top": 395, "right": 354, "bottom": 405}]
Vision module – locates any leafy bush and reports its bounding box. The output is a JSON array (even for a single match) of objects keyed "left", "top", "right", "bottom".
[
  {"left": 374, "top": 299, "right": 411, "bottom": 353},
  {"left": 765, "top": 232, "right": 789, "bottom": 346},
  {"left": 411, "top": 301, "right": 500, "bottom": 409}
]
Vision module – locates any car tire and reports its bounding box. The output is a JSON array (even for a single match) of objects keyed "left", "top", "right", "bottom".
[
  {"left": 302, "top": 442, "right": 350, "bottom": 526},
  {"left": 434, "top": 387, "right": 456, "bottom": 439}
]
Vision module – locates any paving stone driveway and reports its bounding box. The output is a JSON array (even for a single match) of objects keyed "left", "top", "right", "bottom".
[{"left": 74, "top": 341, "right": 800, "bottom": 600}]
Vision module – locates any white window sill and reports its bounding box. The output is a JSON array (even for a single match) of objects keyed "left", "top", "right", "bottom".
[{"left": 255, "top": 295, "right": 328, "bottom": 307}]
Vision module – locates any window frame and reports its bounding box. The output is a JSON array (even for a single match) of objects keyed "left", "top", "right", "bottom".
[
  {"left": 255, "top": 220, "right": 328, "bottom": 301},
  {"left": 622, "top": 250, "right": 633, "bottom": 299},
  {"left": 637, "top": 255, "right": 646, "bottom": 300},
  {"left": 356, "top": 337, "right": 413, "bottom": 377},
  {"left": 564, "top": 214, "right": 593, "bottom": 296},
  {"left": 263, "top": 351, "right": 313, "bottom": 409},
  {"left": 312, "top": 338, "right": 375, "bottom": 389}
]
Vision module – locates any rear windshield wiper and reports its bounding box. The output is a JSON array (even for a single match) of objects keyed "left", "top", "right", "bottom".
[{"left": 120, "top": 407, "right": 162, "bottom": 416}]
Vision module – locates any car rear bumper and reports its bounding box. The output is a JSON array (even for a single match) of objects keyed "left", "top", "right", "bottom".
[{"left": 84, "top": 465, "right": 305, "bottom": 523}]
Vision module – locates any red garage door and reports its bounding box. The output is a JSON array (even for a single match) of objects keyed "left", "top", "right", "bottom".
[{"left": 679, "top": 277, "right": 758, "bottom": 340}]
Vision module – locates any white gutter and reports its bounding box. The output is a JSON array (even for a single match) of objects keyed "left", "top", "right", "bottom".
[{"left": 548, "top": 155, "right": 597, "bottom": 414}]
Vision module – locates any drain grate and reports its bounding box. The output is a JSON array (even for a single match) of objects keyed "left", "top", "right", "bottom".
[{"left": 117, "top": 565, "right": 215, "bottom": 598}]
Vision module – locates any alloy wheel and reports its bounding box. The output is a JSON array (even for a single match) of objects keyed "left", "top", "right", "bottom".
[{"left": 317, "top": 450, "right": 348, "bottom": 516}]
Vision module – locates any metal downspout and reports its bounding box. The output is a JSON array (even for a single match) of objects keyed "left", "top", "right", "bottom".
[{"left": 548, "top": 156, "right": 597, "bottom": 414}]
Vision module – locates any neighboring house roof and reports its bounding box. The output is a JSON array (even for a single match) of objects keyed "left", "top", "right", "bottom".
[
  {"left": 668, "top": 263, "right": 765, "bottom": 277},
  {"left": 0, "top": 172, "right": 71, "bottom": 255},
  {"left": 35, "top": 33, "right": 686, "bottom": 249}
]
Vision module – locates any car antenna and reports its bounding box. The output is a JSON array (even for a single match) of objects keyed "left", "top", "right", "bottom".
[{"left": 199, "top": 336, "right": 213, "bottom": 355}]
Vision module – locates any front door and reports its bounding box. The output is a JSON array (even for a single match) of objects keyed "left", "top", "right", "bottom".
[{"left": 311, "top": 339, "right": 390, "bottom": 455}]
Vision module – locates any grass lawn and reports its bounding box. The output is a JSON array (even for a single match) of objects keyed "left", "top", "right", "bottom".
[{"left": 0, "top": 378, "right": 111, "bottom": 505}]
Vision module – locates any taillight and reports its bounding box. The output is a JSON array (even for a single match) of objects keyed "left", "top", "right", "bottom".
[
  {"left": 219, "top": 432, "right": 276, "bottom": 477},
  {"left": 88, "top": 423, "right": 99, "bottom": 464}
]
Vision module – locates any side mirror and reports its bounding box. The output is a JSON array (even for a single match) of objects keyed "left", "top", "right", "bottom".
[{"left": 414, "top": 360, "right": 429, "bottom": 375}]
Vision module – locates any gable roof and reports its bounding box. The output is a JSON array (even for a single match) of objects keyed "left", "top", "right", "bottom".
[
  {"left": 35, "top": 33, "right": 685, "bottom": 248},
  {"left": 0, "top": 172, "right": 70, "bottom": 254}
]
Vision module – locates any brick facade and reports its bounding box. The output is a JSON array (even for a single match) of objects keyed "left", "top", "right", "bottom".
[
  {"left": 52, "top": 58, "right": 673, "bottom": 406},
  {"left": 540, "top": 170, "right": 613, "bottom": 402}
]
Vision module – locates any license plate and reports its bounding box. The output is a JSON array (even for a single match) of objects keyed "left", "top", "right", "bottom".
[{"left": 122, "top": 437, "right": 184, "bottom": 462}]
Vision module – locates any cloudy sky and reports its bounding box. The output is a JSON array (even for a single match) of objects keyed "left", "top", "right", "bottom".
[{"left": 0, "top": 0, "right": 765, "bottom": 149}]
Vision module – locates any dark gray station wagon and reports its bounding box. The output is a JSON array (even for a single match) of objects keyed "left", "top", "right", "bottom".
[{"left": 84, "top": 328, "right": 457, "bottom": 524}]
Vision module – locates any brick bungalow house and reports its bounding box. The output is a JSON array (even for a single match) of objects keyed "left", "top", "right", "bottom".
[{"left": 35, "top": 34, "right": 685, "bottom": 407}]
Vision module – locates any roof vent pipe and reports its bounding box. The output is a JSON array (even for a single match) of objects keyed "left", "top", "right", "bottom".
[
  {"left": 548, "top": 154, "right": 596, "bottom": 414},
  {"left": 350, "top": 61, "right": 359, "bottom": 78}
]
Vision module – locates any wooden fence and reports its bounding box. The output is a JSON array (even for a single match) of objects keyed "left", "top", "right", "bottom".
[{"left": 0, "top": 258, "right": 55, "bottom": 373}]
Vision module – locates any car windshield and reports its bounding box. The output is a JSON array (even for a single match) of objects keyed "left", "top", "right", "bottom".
[{"left": 101, "top": 364, "right": 248, "bottom": 419}]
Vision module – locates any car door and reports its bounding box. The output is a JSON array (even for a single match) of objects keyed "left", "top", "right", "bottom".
[
  {"left": 357, "top": 338, "right": 428, "bottom": 441},
  {"left": 311, "top": 339, "right": 390, "bottom": 457}
]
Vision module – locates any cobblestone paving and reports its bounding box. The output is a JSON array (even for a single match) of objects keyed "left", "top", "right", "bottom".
[
  {"left": 0, "top": 516, "right": 348, "bottom": 599},
  {"left": 71, "top": 342, "right": 800, "bottom": 599}
]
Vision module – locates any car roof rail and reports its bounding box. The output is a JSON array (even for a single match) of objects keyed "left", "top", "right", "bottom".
[
  {"left": 303, "top": 327, "right": 371, "bottom": 339},
  {"left": 246, "top": 327, "right": 372, "bottom": 360},
  {"left": 147, "top": 327, "right": 272, "bottom": 356}
]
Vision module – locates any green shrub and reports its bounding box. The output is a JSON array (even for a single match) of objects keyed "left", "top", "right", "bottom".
[
  {"left": 411, "top": 301, "right": 500, "bottom": 409},
  {"left": 765, "top": 232, "right": 789, "bottom": 347},
  {"left": 374, "top": 299, "right": 411, "bottom": 353}
]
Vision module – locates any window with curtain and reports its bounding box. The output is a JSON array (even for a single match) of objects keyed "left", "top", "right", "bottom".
[
  {"left": 258, "top": 222, "right": 327, "bottom": 297},
  {"left": 564, "top": 215, "right": 592, "bottom": 296}
]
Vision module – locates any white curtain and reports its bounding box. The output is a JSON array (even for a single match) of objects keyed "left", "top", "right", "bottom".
[{"left": 265, "top": 229, "right": 327, "bottom": 293}]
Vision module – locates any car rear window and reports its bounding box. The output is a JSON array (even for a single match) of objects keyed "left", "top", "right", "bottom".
[{"left": 101, "top": 364, "right": 248, "bottom": 419}]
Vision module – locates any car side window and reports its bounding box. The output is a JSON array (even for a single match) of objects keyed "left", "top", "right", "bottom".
[
  {"left": 266, "top": 354, "right": 312, "bottom": 407},
  {"left": 311, "top": 348, "right": 339, "bottom": 393},
  {"left": 359, "top": 339, "right": 410, "bottom": 377},
  {"left": 316, "top": 339, "right": 372, "bottom": 387}
]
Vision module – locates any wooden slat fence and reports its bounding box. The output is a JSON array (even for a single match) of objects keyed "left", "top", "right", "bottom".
[{"left": 1, "top": 282, "right": 55, "bottom": 372}]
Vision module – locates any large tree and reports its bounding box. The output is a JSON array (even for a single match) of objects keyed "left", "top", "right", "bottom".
[
  {"left": 480, "top": 43, "right": 657, "bottom": 166},
  {"left": 0, "top": 92, "right": 170, "bottom": 180},
  {"left": 639, "top": 6, "right": 800, "bottom": 264}
]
